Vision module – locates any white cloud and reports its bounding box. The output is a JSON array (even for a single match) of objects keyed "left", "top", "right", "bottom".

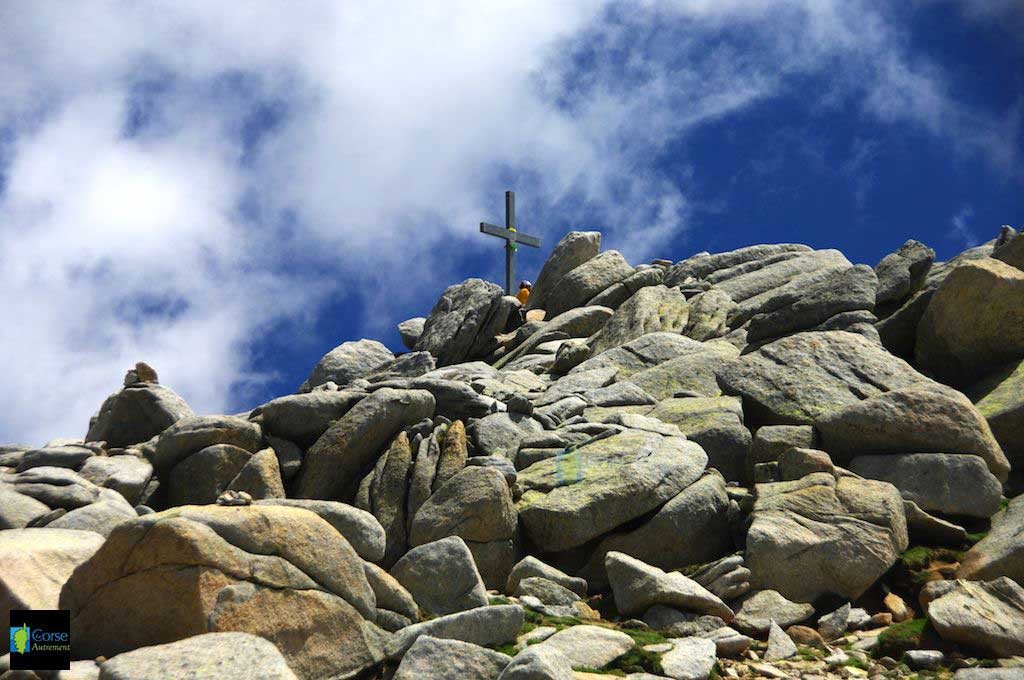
[{"left": 0, "top": 0, "right": 1016, "bottom": 443}]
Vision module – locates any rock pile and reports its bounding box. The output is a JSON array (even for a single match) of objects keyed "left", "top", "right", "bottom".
[{"left": 3, "top": 226, "right": 1024, "bottom": 679}]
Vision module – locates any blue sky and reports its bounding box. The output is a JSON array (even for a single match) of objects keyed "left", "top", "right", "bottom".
[{"left": 0, "top": 1, "right": 1021, "bottom": 444}]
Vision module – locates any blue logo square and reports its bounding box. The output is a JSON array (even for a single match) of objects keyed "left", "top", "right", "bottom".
[{"left": 10, "top": 624, "right": 30, "bottom": 655}]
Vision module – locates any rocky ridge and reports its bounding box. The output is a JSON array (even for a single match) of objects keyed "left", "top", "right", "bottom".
[{"left": 3, "top": 228, "right": 1024, "bottom": 680}]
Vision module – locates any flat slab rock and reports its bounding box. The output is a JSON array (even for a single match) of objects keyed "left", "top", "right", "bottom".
[
  {"left": 98, "top": 632, "right": 298, "bottom": 680},
  {"left": 533, "top": 624, "right": 635, "bottom": 668},
  {"left": 923, "top": 577, "right": 1024, "bottom": 658}
]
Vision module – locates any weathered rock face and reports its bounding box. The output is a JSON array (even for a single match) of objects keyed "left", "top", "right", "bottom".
[
  {"left": 849, "top": 453, "right": 1002, "bottom": 518},
  {"left": 253, "top": 390, "right": 366, "bottom": 448},
  {"left": 86, "top": 383, "right": 194, "bottom": 449},
  {"left": 968, "top": 358, "right": 1024, "bottom": 473},
  {"left": 150, "top": 415, "right": 264, "bottom": 484},
  {"left": 526, "top": 231, "right": 601, "bottom": 312},
  {"left": 916, "top": 258, "right": 1024, "bottom": 386},
  {"left": 590, "top": 285, "right": 689, "bottom": 354},
  {"left": 393, "top": 635, "right": 510, "bottom": 680},
  {"left": 543, "top": 250, "right": 635, "bottom": 317},
  {"left": 816, "top": 382, "right": 1010, "bottom": 482},
  {"left": 409, "top": 466, "right": 516, "bottom": 546},
  {"left": 606, "top": 551, "right": 734, "bottom": 620},
  {"left": 294, "top": 388, "right": 435, "bottom": 502},
  {"left": 745, "top": 264, "right": 878, "bottom": 344},
  {"left": 98, "top": 632, "right": 299, "bottom": 680},
  {"left": 61, "top": 505, "right": 384, "bottom": 680},
  {"left": 626, "top": 340, "right": 739, "bottom": 400},
  {"left": 385, "top": 604, "right": 524, "bottom": 659},
  {"left": 746, "top": 474, "right": 908, "bottom": 602},
  {"left": 959, "top": 495, "right": 1024, "bottom": 584},
  {"left": 0, "top": 528, "right": 104, "bottom": 612},
  {"left": 719, "top": 331, "right": 928, "bottom": 425},
  {"left": 875, "top": 239, "right": 935, "bottom": 308},
  {"left": 515, "top": 429, "right": 707, "bottom": 552},
  {"left": 732, "top": 589, "right": 815, "bottom": 636},
  {"left": 533, "top": 624, "right": 635, "bottom": 669},
  {"left": 922, "top": 578, "right": 1024, "bottom": 657},
  {"left": 582, "top": 473, "right": 733, "bottom": 587},
  {"left": 390, "top": 536, "right": 488, "bottom": 616},
  {"left": 301, "top": 338, "right": 394, "bottom": 391},
  {"left": 1, "top": 466, "right": 137, "bottom": 536},
  {"left": 415, "top": 278, "right": 510, "bottom": 366}
]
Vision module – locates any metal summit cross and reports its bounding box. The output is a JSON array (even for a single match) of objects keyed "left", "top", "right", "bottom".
[{"left": 479, "top": 191, "right": 541, "bottom": 295}]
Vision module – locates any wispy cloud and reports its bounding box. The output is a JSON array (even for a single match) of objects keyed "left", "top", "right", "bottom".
[
  {"left": 0, "top": 1, "right": 1017, "bottom": 443},
  {"left": 948, "top": 204, "right": 978, "bottom": 249}
]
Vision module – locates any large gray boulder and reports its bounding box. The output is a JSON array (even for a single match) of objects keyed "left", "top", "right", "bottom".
[
  {"left": 253, "top": 390, "right": 366, "bottom": 448},
  {"left": 664, "top": 244, "right": 813, "bottom": 286},
  {"left": 968, "top": 358, "right": 1024, "bottom": 474},
  {"left": 393, "top": 636, "right": 510, "bottom": 680},
  {"left": 959, "top": 495, "right": 1024, "bottom": 584},
  {"left": 746, "top": 473, "right": 908, "bottom": 602},
  {"left": 390, "top": 536, "right": 488, "bottom": 616},
  {"left": 544, "top": 250, "right": 635, "bottom": 317},
  {"left": 506, "top": 556, "right": 587, "bottom": 597},
  {"left": 495, "top": 306, "right": 614, "bottom": 370},
  {"left": 683, "top": 288, "right": 737, "bottom": 341},
  {"left": 98, "top": 632, "right": 298, "bottom": 680},
  {"left": 717, "top": 249, "right": 851, "bottom": 323},
  {"left": 590, "top": 285, "right": 689, "bottom": 354},
  {"left": 497, "top": 645, "right": 573, "bottom": 680},
  {"left": 875, "top": 239, "right": 934, "bottom": 308},
  {"left": 717, "top": 331, "right": 929, "bottom": 425},
  {"left": 582, "top": 473, "right": 733, "bottom": 588},
  {"left": 167, "top": 444, "right": 252, "bottom": 506},
  {"left": 385, "top": 604, "right": 525, "bottom": 659},
  {"left": 922, "top": 578, "right": 1024, "bottom": 658},
  {"left": 515, "top": 430, "right": 707, "bottom": 552},
  {"left": 301, "top": 338, "right": 394, "bottom": 391},
  {"left": 86, "top": 383, "right": 194, "bottom": 449},
  {"left": 627, "top": 341, "right": 740, "bottom": 400},
  {"left": 533, "top": 624, "right": 635, "bottom": 669},
  {"left": 570, "top": 332, "right": 707, "bottom": 378},
  {"left": 415, "top": 278, "right": 509, "bottom": 366},
  {"left": 61, "top": 505, "right": 385, "bottom": 680},
  {"left": 660, "top": 636, "right": 717, "bottom": 680},
  {"left": 605, "top": 551, "right": 733, "bottom": 620},
  {"left": 357, "top": 431, "right": 414, "bottom": 566},
  {"left": 398, "top": 317, "right": 426, "bottom": 350},
  {"left": 77, "top": 455, "right": 153, "bottom": 506},
  {"left": 294, "top": 388, "right": 435, "bottom": 502},
  {"left": 732, "top": 589, "right": 814, "bottom": 636},
  {"left": 916, "top": 258, "right": 1024, "bottom": 386},
  {"left": 0, "top": 528, "right": 104, "bottom": 612},
  {"left": 409, "top": 467, "right": 517, "bottom": 546},
  {"left": 0, "top": 484, "right": 50, "bottom": 528},
  {"left": 254, "top": 498, "right": 386, "bottom": 562},
  {"left": 149, "top": 415, "right": 263, "bottom": 483},
  {"left": 526, "top": 231, "right": 601, "bottom": 312},
  {"left": 849, "top": 453, "right": 1002, "bottom": 518},
  {"left": 745, "top": 264, "right": 877, "bottom": 343},
  {"left": 816, "top": 382, "right": 1010, "bottom": 482},
  {"left": 646, "top": 396, "right": 752, "bottom": 483}
]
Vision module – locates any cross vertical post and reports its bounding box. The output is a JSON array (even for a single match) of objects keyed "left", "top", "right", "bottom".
[
  {"left": 479, "top": 190, "right": 541, "bottom": 295},
  {"left": 505, "top": 191, "right": 516, "bottom": 295}
]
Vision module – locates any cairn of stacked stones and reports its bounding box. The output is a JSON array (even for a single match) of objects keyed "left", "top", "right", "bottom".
[{"left": 3, "top": 229, "right": 1024, "bottom": 679}]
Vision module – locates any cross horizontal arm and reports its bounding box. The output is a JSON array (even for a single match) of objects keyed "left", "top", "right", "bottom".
[{"left": 479, "top": 223, "right": 541, "bottom": 248}]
